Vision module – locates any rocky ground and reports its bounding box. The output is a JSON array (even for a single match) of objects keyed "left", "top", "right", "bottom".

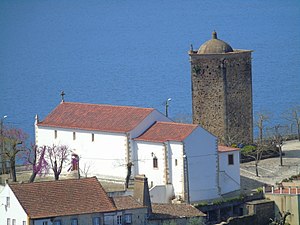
[{"left": 240, "top": 139, "right": 300, "bottom": 193}]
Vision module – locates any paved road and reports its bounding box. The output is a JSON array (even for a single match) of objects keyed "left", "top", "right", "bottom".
[{"left": 240, "top": 140, "right": 300, "bottom": 193}]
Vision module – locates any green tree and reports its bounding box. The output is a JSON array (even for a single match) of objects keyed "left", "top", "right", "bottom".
[{"left": 188, "top": 217, "right": 205, "bottom": 225}]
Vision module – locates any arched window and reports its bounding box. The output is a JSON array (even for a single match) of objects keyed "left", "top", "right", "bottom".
[{"left": 153, "top": 157, "right": 158, "bottom": 169}]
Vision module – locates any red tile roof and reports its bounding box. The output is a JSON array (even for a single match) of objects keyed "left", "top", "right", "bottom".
[
  {"left": 218, "top": 145, "right": 240, "bottom": 152},
  {"left": 134, "top": 122, "right": 198, "bottom": 143},
  {"left": 9, "top": 177, "right": 117, "bottom": 219},
  {"left": 112, "top": 196, "right": 146, "bottom": 210},
  {"left": 38, "top": 102, "right": 155, "bottom": 133},
  {"left": 151, "top": 203, "right": 205, "bottom": 219}
]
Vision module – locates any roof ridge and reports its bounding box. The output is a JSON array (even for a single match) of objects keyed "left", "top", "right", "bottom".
[
  {"left": 156, "top": 121, "right": 198, "bottom": 127},
  {"left": 9, "top": 176, "right": 97, "bottom": 186},
  {"left": 62, "top": 101, "right": 155, "bottom": 111}
]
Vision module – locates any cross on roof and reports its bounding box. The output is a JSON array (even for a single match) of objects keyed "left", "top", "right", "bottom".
[{"left": 60, "top": 91, "right": 65, "bottom": 102}]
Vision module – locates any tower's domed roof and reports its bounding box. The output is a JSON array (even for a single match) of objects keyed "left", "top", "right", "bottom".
[{"left": 198, "top": 31, "right": 233, "bottom": 54}]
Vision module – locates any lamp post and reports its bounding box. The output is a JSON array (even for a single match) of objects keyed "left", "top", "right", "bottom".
[
  {"left": 1, "top": 115, "right": 8, "bottom": 174},
  {"left": 165, "top": 98, "right": 171, "bottom": 118}
]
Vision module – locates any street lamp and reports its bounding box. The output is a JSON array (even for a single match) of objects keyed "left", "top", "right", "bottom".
[
  {"left": 165, "top": 98, "right": 171, "bottom": 118},
  {"left": 1, "top": 115, "right": 8, "bottom": 174}
]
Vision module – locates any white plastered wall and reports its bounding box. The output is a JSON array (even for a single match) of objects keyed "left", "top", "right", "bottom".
[
  {"left": 36, "top": 126, "right": 128, "bottom": 180},
  {"left": 218, "top": 150, "right": 240, "bottom": 194},
  {"left": 184, "top": 127, "right": 219, "bottom": 202},
  {"left": 0, "top": 185, "right": 28, "bottom": 225}
]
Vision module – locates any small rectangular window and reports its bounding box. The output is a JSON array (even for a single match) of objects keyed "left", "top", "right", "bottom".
[
  {"left": 104, "top": 215, "right": 113, "bottom": 225},
  {"left": 93, "top": 217, "right": 100, "bottom": 225},
  {"left": 153, "top": 157, "right": 158, "bottom": 169},
  {"left": 228, "top": 154, "right": 234, "bottom": 165},
  {"left": 42, "top": 222, "right": 48, "bottom": 225},
  {"left": 71, "top": 218, "right": 78, "bottom": 225},
  {"left": 92, "top": 133, "right": 94, "bottom": 142},
  {"left": 12, "top": 219, "right": 16, "bottom": 225},
  {"left": 22, "top": 221, "right": 26, "bottom": 225},
  {"left": 6, "top": 197, "right": 10, "bottom": 208},
  {"left": 7, "top": 219, "right": 11, "bottom": 225},
  {"left": 54, "top": 130, "right": 57, "bottom": 139},
  {"left": 117, "top": 215, "right": 122, "bottom": 225},
  {"left": 125, "top": 214, "right": 132, "bottom": 224},
  {"left": 73, "top": 132, "right": 76, "bottom": 140},
  {"left": 175, "top": 159, "right": 178, "bottom": 166}
]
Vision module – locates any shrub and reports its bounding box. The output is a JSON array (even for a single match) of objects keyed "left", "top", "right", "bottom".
[{"left": 241, "top": 145, "right": 256, "bottom": 155}]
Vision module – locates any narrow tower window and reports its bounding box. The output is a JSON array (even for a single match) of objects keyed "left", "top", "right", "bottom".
[
  {"left": 54, "top": 130, "right": 57, "bottom": 139},
  {"left": 92, "top": 133, "right": 94, "bottom": 142},
  {"left": 73, "top": 132, "right": 76, "bottom": 140},
  {"left": 153, "top": 157, "right": 158, "bottom": 169}
]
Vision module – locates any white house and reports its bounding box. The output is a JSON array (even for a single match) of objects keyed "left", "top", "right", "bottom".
[
  {"left": 35, "top": 101, "right": 240, "bottom": 202},
  {"left": 0, "top": 177, "right": 126, "bottom": 225}
]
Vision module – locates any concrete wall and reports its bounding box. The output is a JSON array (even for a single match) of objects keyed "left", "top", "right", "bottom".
[
  {"left": 219, "top": 151, "right": 240, "bottom": 195},
  {"left": 0, "top": 185, "right": 28, "bottom": 225},
  {"left": 149, "top": 184, "right": 174, "bottom": 203},
  {"left": 189, "top": 50, "right": 253, "bottom": 144},
  {"left": 245, "top": 199, "right": 274, "bottom": 225},
  {"left": 148, "top": 217, "right": 205, "bottom": 225},
  {"left": 215, "top": 214, "right": 257, "bottom": 225},
  {"left": 265, "top": 193, "right": 299, "bottom": 225},
  {"left": 184, "top": 126, "right": 219, "bottom": 202}
]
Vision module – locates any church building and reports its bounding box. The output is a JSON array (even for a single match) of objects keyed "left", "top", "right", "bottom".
[
  {"left": 35, "top": 101, "right": 240, "bottom": 203},
  {"left": 189, "top": 31, "right": 253, "bottom": 144}
]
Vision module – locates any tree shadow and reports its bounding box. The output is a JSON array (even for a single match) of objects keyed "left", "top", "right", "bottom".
[
  {"left": 282, "top": 149, "right": 300, "bottom": 158},
  {"left": 240, "top": 175, "right": 265, "bottom": 193}
]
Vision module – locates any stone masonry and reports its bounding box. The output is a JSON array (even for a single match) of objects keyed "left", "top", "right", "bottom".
[{"left": 189, "top": 32, "right": 253, "bottom": 144}]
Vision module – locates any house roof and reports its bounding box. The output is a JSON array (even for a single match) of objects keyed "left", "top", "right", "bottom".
[
  {"left": 150, "top": 203, "right": 205, "bottom": 219},
  {"left": 9, "top": 177, "right": 117, "bottom": 219},
  {"left": 218, "top": 145, "right": 240, "bottom": 153},
  {"left": 134, "top": 122, "right": 198, "bottom": 143},
  {"left": 112, "top": 196, "right": 146, "bottom": 210},
  {"left": 38, "top": 102, "right": 155, "bottom": 133}
]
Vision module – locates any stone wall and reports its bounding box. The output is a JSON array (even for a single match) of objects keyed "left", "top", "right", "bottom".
[
  {"left": 245, "top": 199, "right": 274, "bottom": 225},
  {"left": 189, "top": 51, "right": 253, "bottom": 144},
  {"left": 215, "top": 214, "right": 257, "bottom": 225}
]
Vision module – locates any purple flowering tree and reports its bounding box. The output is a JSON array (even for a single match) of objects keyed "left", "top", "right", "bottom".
[
  {"left": 47, "top": 144, "right": 70, "bottom": 180},
  {"left": 25, "top": 145, "right": 49, "bottom": 183}
]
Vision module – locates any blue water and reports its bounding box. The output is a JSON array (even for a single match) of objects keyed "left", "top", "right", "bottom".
[{"left": 1, "top": 0, "right": 300, "bottom": 141}]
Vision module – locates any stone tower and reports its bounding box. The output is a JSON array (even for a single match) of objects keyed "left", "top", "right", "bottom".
[{"left": 189, "top": 31, "right": 253, "bottom": 144}]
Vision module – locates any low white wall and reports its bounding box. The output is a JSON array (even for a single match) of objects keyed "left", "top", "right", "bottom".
[{"left": 149, "top": 184, "right": 174, "bottom": 203}]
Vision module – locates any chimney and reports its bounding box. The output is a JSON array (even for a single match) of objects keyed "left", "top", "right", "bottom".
[{"left": 133, "top": 174, "right": 152, "bottom": 215}]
